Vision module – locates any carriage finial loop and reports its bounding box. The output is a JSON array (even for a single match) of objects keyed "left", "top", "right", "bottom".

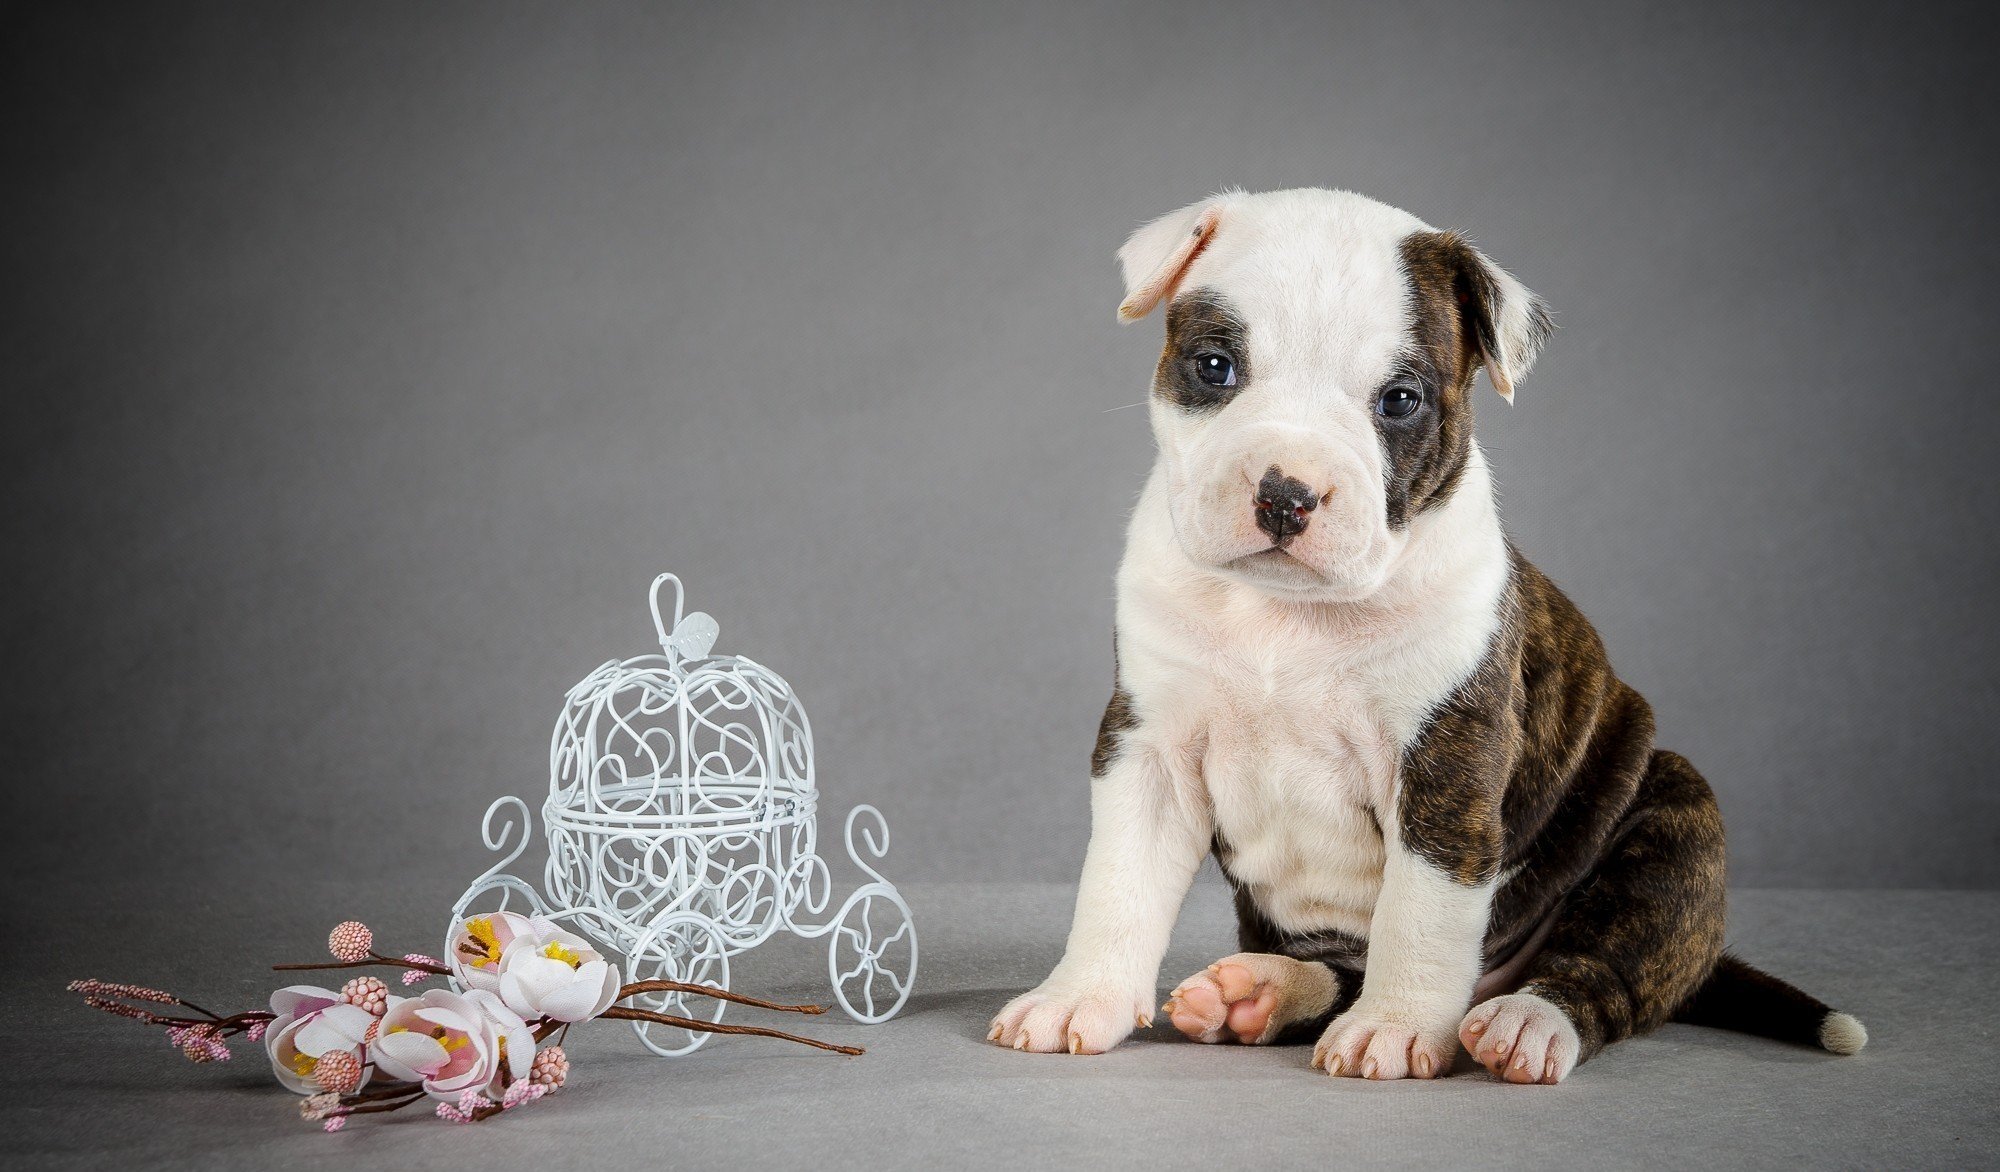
[
  {"left": 648, "top": 573, "right": 685, "bottom": 651},
  {"left": 648, "top": 573, "right": 721, "bottom": 663}
]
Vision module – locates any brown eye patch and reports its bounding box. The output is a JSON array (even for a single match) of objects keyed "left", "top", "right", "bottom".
[
  {"left": 1154, "top": 288, "right": 1250, "bottom": 413},
  {"left": 1382, "top": 231, "right": 1489, "bottom": 528}
]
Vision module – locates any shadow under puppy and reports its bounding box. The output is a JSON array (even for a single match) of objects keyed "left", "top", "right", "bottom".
[{"left": 988, "top": 187, "right": 1865, "bottom": 1083}]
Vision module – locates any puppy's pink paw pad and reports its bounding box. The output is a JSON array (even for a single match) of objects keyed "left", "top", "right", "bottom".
[
  {"left": 1165, "top": 959, "right": 1290, "bottom": 1044},
  {"left": 1168, "top": 952, "right": 1304, "bottom": 1048}
]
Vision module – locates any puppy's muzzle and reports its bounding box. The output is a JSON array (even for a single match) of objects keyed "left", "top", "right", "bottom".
[{"left": 1253, "top": 465, "right": 1325, "bottom": 545}]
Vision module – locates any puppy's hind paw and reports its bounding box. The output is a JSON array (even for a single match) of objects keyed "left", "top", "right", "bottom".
[
  {"left": 1164, "top": 953, "right": 1338, "bottom": 1045},
  {"left": 1460, "top": 991, "right": 1580, "bottom": 1085}
]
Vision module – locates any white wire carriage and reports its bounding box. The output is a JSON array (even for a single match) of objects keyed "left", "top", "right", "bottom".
[{"left": 449, "top": 573, "right": 917, "bottom": 1055}]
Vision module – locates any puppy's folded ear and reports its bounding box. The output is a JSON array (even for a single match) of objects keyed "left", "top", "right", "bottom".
[
  {"left": 1116, "top": 196, "right": 1231, "bottom": 322},
  {"left": 1455, "top": 241, "right": 1554, "bottom": 404}
]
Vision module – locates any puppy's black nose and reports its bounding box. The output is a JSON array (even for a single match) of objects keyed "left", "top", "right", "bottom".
[{"left": 1254, "top": 466, "right": 1320, "bottom": 543}]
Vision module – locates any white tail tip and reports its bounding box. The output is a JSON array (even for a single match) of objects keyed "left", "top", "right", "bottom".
[{"left": 1820, "top": 1012, "right": 1868, "bottom": 1055}]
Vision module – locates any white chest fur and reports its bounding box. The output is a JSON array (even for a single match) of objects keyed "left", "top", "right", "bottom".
[
  {"left": 1115, "top": 451, "right": 1510, "bottom": 941},
  {"left": 1199, "top": 643, "right": 1399, "bottom": 937}
]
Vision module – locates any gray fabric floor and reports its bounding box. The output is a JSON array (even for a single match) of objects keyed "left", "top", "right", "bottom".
[{"left": 11, "top": 880, "right": 1995, "bottom": 1170}]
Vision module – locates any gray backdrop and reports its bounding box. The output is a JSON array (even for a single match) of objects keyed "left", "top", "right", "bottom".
[{"left": 7, "top": 0, "right": 1996, "bottom": 899}]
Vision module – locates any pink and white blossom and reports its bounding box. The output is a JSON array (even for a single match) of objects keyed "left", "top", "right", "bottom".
[
  {"left": 450, "top": 912, "right": 620, "bottom": 1023},
  {"left": 265, "top": 986, "right": 375, "bottom": 1096},
  {"left": 447, "top": 912, "right": 533, "bottom": 995},
  {"left": 495, "top": 922, "right": 621, "bottom": 1023},
  {"left": 368, "top": 988, "right": 532, "bottom": 1103}
]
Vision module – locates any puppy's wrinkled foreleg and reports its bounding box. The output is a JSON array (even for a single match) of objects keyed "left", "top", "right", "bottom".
[
  {"left": 1313, "top": 841, "right": 1495, "bottom": 1080},
  {"left": 989, "top": 705, "right": 1209, "bottom": 1055}
]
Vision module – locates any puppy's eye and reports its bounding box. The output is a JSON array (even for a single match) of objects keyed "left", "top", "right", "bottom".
[
  {"left": 1193, "top": 353, "right": 1236, "bottom": 388},
  {"left": 1375, "top": 385, "right": 1422, "bottom": 419}
]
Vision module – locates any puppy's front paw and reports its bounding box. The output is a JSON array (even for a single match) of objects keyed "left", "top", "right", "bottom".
[
  {"left": 1312, "top": 1001, "right": 1459, "bottom": 1080},
  {"left": 989, "top": 979, "right": 1150, "bottom": 1054},
  {"left": 1460, "top": 991, "right": 1580, "bottom": 1084}
]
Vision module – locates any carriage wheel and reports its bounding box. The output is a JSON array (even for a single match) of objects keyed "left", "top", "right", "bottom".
[
  {"left": 624, "top": 914, "right": 732, "bottom": 1056},
  {"left": 826, "top": 885, "right": 917, "bottom": 1024}
]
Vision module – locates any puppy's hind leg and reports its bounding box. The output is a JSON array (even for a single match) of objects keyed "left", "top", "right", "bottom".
[
  {"left": 1461, "top": 750, "right": 1727, "bottom": 1084},
  {"left": 1164, "top": 954, "right": 1353, "bottom": 1045}
]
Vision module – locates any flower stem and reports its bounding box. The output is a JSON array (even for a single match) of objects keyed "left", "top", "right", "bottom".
[
  {"left": 598, "top": 1006, "right": 863, "bottom": 1055},
  {"left": 272, "top": 951, "right": 451, "bottom": 975},
  {"left": 615, "top": 979, "right": 830, "bottom": 1015},
  {"left": 340, "top": 1080, "right": 424, "bottom": 1105},
  {"left": 334, "top": 1091, "right": 427, "bottom": 1118}
]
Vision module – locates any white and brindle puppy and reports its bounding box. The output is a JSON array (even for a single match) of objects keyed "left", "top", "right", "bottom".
[{"left": 988, "top": 187, "right": 1866, "bottom": 1083}]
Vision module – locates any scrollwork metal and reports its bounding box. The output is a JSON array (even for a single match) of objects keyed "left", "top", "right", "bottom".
[{"left": 447, "top": 572, "right": 917, "bottom": 1055}]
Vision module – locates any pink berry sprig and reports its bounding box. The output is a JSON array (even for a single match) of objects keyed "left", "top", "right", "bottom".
[
  {"left": 327, "top": 922, "right": 373, "bottom": 963},
  {"left": 312, "top": 1050, "right": 364, "bottom": 1095},
  {"left": 339, "top": 976, "right": 389, "bottom": 1016},
  {"left": 68, "top": 979, "right": 276, "bottom": 1063},
  {"left": 270, "top": 923, "right": 451, "bottom": 980},
  {"left": 529, "top": 1045, "right": 569, "bottom": 1091}
]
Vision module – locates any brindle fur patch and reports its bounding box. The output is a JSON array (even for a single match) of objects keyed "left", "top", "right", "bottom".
[
  {"left": 1221, "top": 544, "right": 1731, "bottom": 1062},
  {"left": 1384, "top": 232, "right": 1552, "bottom": 529},
  {"left": 1090, "top": 686, "right": 1138, "bottom": 778},
  {"left": 1379, "top": 232, "right": 1484, "bottom": 528},
  {"left": 1387, "top": 548, "right": 1728, "bottom": 1059},
  {"left": 1153, "top": 289, "right": 1251, "bottom": 413},
  {"left": 1518, "top": 749, "right": 1727, "bottom": 1059}
]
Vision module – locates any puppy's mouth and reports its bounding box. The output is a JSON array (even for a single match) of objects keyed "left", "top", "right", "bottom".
[
  {"left": 1235, "top": 546, "right": 1299, "bottom": 567},
  {"left": 1225, "top": 546, "right": 1326, "bottom": 585}
]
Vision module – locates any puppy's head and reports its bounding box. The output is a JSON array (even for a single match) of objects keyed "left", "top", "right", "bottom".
[{"left": 1119, "top": 188, "right": 1551, "bottom": 602}]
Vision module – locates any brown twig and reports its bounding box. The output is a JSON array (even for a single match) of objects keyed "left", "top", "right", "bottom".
[
  {"left": 272, "top": 951, "right": 451, "bottom": 975},
  {"left": 338, "top": 1080, "right": 425, "bottom": 1106},
  {"left": 615, "top": 979, "right": 830, "bottom": 1015},
  {"left": 174, "top": 997, "right": 227, "bottom": 1021},
  {"left": 335, "top": 1091, "right": 428, "bottom": 1118},
  {"left": 599, "top": 1005, "right": 862, "bottom": 1055}
]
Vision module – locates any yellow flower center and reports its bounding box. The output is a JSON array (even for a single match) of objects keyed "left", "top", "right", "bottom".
[
  {"left": 461, "top": 917, "right": 504, "bottom": 969},
  {"left": 542, "top": 941, "right": 584, "bottom": 969},
  {"left": 385, "top": 1023, "right": 469, "bottom": 1053},
  {"left": 290, "top": 1051, "right": 317, "bottom": 1076}
]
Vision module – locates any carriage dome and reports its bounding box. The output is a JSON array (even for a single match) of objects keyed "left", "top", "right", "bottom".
[{"left": 547, "top": 573, "right": 815, "bottom": 827}]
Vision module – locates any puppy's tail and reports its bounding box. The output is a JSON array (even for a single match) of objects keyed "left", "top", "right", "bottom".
[{"left": 1672, "top": 953, "right": 1867, "bottom": 1054}]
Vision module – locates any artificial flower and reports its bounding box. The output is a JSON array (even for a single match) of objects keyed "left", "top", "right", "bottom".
[
  {"left": 448, "top": 912, "right": 533, "bottom": 994},
  {"left": 74, "top": 916, "right": 853, "bottom": 1132},
  {"left": 265, "top": 986, "right": 375, "bottom": 1096},
  {"left": 495, "top": 921, "right": 621, "bottom": 1023},
  {"left": 369, "top": 988, "right": 532, "bottom": 1102}
]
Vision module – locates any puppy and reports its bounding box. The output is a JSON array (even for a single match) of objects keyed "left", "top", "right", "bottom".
[{"left": 988, "top": 188, "right": 1865, "bottom": 1082}]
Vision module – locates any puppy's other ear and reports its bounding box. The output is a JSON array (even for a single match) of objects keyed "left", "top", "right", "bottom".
[
  {"left": 1116, "top": 197, "right": 1230, "bottom": 322},
  {"left": 1456, "top": 243, "right": 1553, "bottom": 404}
]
